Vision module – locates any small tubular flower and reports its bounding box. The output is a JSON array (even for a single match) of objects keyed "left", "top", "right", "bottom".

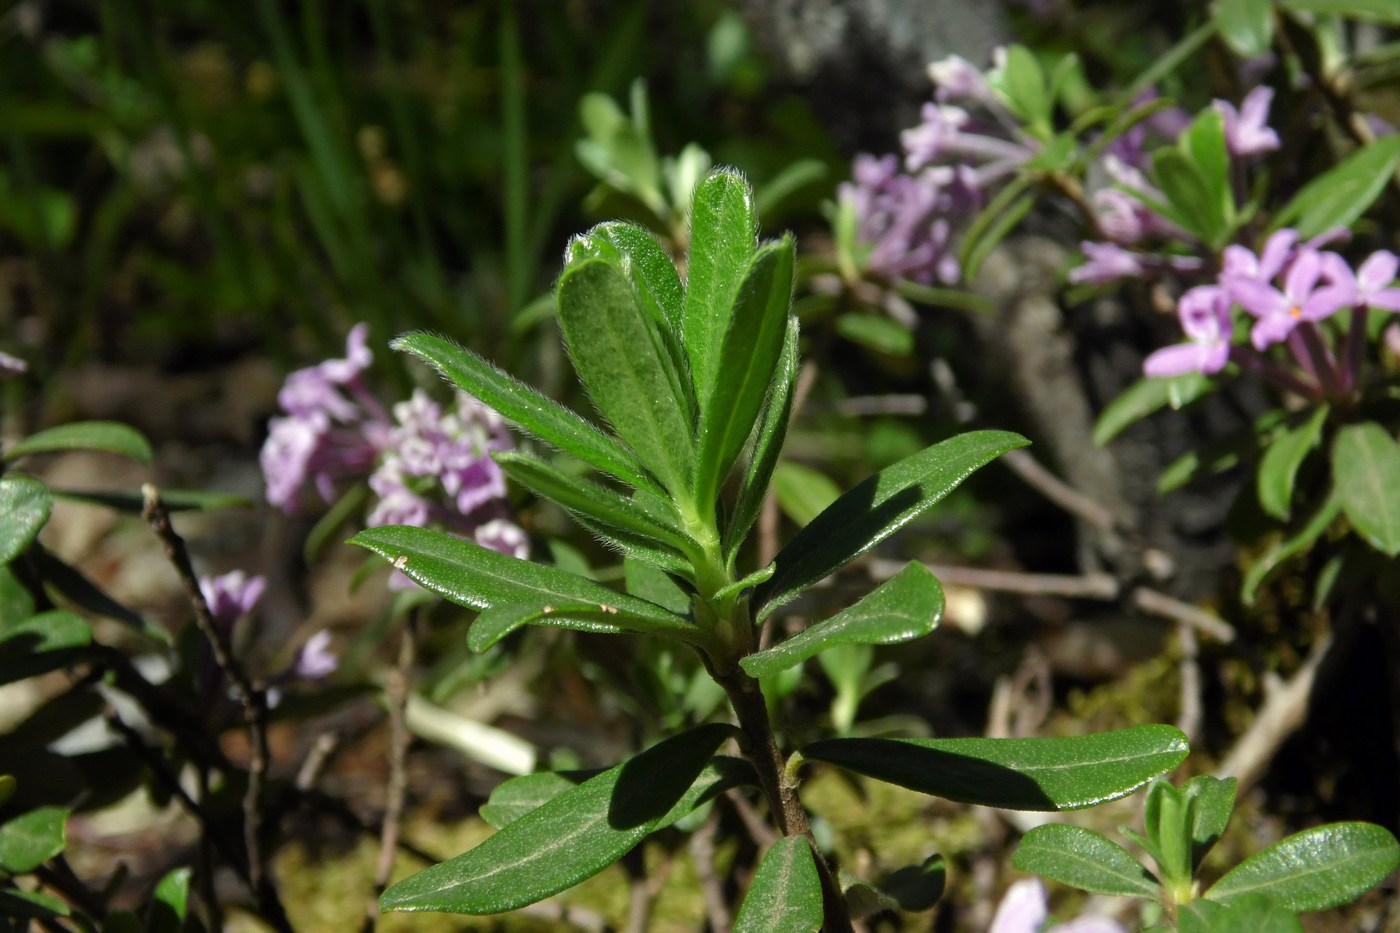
[
  {"left": 1069, "top": 241, "right": 1145, "bottom": 285},
  {"left": 1214, "top": 86, "right": 1280, "bottom": 157},
  {"left": 1227, "top": 248, "right": 1356, "bottom": 349},
  {"left": 990, "top": 879, "right": 1126, "bottom": 933},
  {"left": 199, "top": 571, "right": 267, "bottom": 628},
  {"left": 1144, "top": 285, "right": 1234, "bottom": 377},
  {"left": 1355, "top": 251, "right": 1400, "bottom": 311}
]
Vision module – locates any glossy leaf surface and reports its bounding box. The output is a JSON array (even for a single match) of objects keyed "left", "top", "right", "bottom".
[
  {"left": 148, "top": 867, "right": 193, "bottom": 933},
  {"left": 802, "top": 725, "right": 1188, "bottom": 811},
  {"left": 479, "top": 771, "right": 598, "bottom": 830},
  {"left": 1184, "top": 775, "right": 1237, "bottom": 871},
  {"left": 379, "top": 725, "right": 740, "bottom": 914},
  {"left": 0, "top": 476, "right": 51, "bottom": 565},
  {"left": 1180, "top": 896, "right": 1303, "bottom": 933},
  {"left": 1331, "top": 423, "right": 1400, "bottom": 556},
  {"left": 392, "top": 332, "right": 658, "bottom": 493},
  {"left": 742, "top": 562, "right": 943, "bottom": 678},
  {"left": 1204, "top": 821, "right": 1400, "bottom": 912},
  {"left": 1012, "top": 824, "right": 1159, "bottom": 896},
  {"left": 3, "top": 421, "right": 153, "bottom": 465},
  {"left": 732, "top": 836, "right": 823, "bottom": 933},
  {"left": 557, "top": 258, "right": 695, "bottom": 497},
  {"left": 350, "top": 525, "right": 699, "bottom": 645},
  {"left": 755, "top": 430, "right": 1027, "bottom": 619},
  {"left": 1270, "top": 135, "right": 1400, "bottom": 238}
]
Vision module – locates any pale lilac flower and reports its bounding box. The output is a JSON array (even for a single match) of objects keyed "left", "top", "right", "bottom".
[
  {"left": 0, "top": 350, "right": 26, "bottom": 378},
  {"left": 199, "top": 571, "right": 266, "bottom": 628},
  {"left": 1069, "top": 241, "right": 1145, "bottom": 285},
  {"left": 476, "top": 518, "right": 530, "bottom": 560},
  {"left": 1227, "top": 248, "right": 1357, "bottom": 349},
  {"left": 1354, "top": 251, "right": 1400, "bottom": 311},
  {"left": 293, "top": 629, "right": 338, "bottom": 679},
  {"left": 1093, "top": 156, "right": 1181, "bottom": 243},
  {"left": 903, "top": 102, "right": 1034, "bottom": 184},
  {"left": 929, "top": 54, "right": 994, "bottom": 105},
  {"left": 1144, "top": 286, "right": 1234, "bottom": 377},
  {"left": 839, "top": 154, "right": 963, "bottom": 285},
  {"left": 1386, "top": 323, "right": 1400, "bottom": 359},
  {"left": 1221, "top": 228, "right": 1298, "bottom": 283},
  {"left": 990, "top": 878, "right": 1126, "bottom": 933},
  {"left": 1214, "top": 87, "right": 1280, "bottom": 157}
]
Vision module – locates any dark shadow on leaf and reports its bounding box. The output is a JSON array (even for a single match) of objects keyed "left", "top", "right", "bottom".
[{"left": 803, "top": 738, "right": 1059, "bottom": 810}]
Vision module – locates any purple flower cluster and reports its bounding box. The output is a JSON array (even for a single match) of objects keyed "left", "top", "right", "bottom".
[
  {"left": 197, "top": 570, "right": 337, "bottom": 693},
  {"left": 1145, "top": 229, "right": 1400, "bottom": 398},
  {"left": 839, "top": 53, "right": 1034, "bottom": 286},
  {"left": 1071, "top": 88, "right": 1278, "bottom": 287},
  {"left": 990, "top": 878, "right": 1124, "bottom": 933},
  {"left": 259, "top": 325, "right": 528, "bottom": 569}
]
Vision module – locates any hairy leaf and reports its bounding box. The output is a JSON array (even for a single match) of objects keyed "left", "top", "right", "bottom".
[
  {"left": 684, "top": 169, "right": 758, "bottom": 407},
  {"left": 1013, "top": 824, "right": 1159, "bottom": 896},
  {"left": 727, "top": 316, "right": 799, "bottom": 555},
  {"left": 392, "top": 332, "right": 659, "bottom": 493},
  {"left": 1205, "top": 822, "right": 1400, "bottom": 912},
  {"left": 0, "top": 476, "right": 51, "bottom": 565}
]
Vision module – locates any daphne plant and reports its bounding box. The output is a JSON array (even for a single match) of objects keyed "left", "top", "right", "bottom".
[
  {"left": 351, "top": 168, "right": 1191, "bottom": 926},
  {"left": 1012, "top": 775, "right": 1400, "bottom": 931}
]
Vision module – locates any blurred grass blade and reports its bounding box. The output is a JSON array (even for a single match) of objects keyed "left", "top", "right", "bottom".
[{"left": 4, "top": 422, "right": 152, "bottom": 465}]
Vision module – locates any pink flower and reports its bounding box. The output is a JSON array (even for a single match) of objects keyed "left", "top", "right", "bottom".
[
  {"left": 1144, "top": 285, "right": 1234, "bottom": 377},
  {"left": 199, "top": 571, "right": 266, "bottom": 628},
  {"left": 1214, "top": 87, "right": 1280, "bottom": 157},
  {"left": 293, "top": 629, "right": 338, "bottom": 680},
  {"left": 0, "top": 350, "right": 27, "bottom": 379},
  {"left": 1354, "top": 251, "right": 1400, "bottom": 311},
  {"left": 1227, "top": 248, "right": 1356, "bottom": 349},
  {"left": 991, "top": 879, "right": 1125, "bottom": 933},
  {"left": 1069, "top": 242, "right": 1145, "bottom": 285}
]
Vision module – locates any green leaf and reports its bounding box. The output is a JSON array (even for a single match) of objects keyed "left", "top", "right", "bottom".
[
  {"left": 1331, "top": 423, "right": 1400, "bottom": 556},
  {"left": 0, "top": 476, "right": 51, "bottom": 565},
  {"left": 754, "top": 430, "right": 1028, "bottom": 620},
  {"left": 695, "top": 238, "right": 794, "bottom": 509},
  {"left": 479, "top": 771, "right": 599, "bottom": 829},
  {"left": 0, "top": 887, "right": 69, "bottom": 920},
  {"left": 732, "top": 836, "right": 823, "bottom": 933},
  {"left": 1205, "top": 821, "right": 1400, "bottom": 912},
  {"left": 379, "top": 724, "right": 742, "bottom": 914},
  {"left": 50, "top": 487, "right": 250, "bottom": 513},
  {"left": 1095, "top": 373, "right": 1215, "bottom": 446},
  {"left": 1270, "top": 136, "right": 1400, "bottom": 239},
  {"left": 566, "top": 224, "right": 695, "bottom": 429},
  {"left": 684, "top": 169, "right": 758, "bottom": 408},
  {"left": 1242, "top": 493, "right": 1342, "bottom": 605},
  {"left": 3, "top": 421, "right": 152, "bottom": 465},
  {"left": 741, "top": 562, "right": 943, "bottom": 678},
  {"left": 835, "top": 313, "right": 914, "bottom": 357},
  {"left": 801, "top": 725, "right": 1188, "bottom": 811},
  {"left": 0, "top": 805, "right": 68, "bottom": 873},
  {"left": 0, "top": 610, "right": 91, "bottom": 685},
  {"left": 392, "top": 332, "right": 659, "bottom": 494},
  {"left": 1278, "top": 0, "right": 1400, "bottom": 19},
  {"left": 28, "top": 547, "right": 167, "bottom": 644},
  {"left": 557, "top": 258, "right": 695, "bottom": 498},
  {"left": 961, "top": 190, "right": 1035, "bottom": 282},
  {"left": 1143, "top": 780, "right": 1192, "bottom": 886},
  {"left": 727, "top": 316, "right": 799, "bottom": 555},
  {"left": 495, "top": 452, "right": 694, "bottom": 555},
  {"left": 350, "top": 525, "right": 703, "bottom": 646},
  {"left": 995, "top": 45, "right": 1051, "bottom": 132},
  {"left": 877, "top": 854, "right": 947, "bottom": 911},
  {"left": 1180, "top": 895, "right": 1304, "bottom": 933},
  {"left": 1180, "top": 109, "right": 1232, "bottom": 244},
  {"left": 1215, "top": 0, "right": 1276, "bottom": 60},
  {"left": 1012, "top": 824, "right": 1159, "bottom": 896},
  {"left": 147, "top": 866, "right": 193, "bottom": 933},
  {"left": 624, "top": 557, "right": 691, "bottom": 615},
  {"left": 1184, "top": 775, "right": 1238, "bottom": 871},
  {"left": 1152, "top": 149, "right": 1220, "bottom": 247},
  {"left": 772, "top": 461, "right": 841, "bottom": 528}
]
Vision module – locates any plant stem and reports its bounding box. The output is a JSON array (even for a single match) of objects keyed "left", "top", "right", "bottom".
[{"left": 718, "top": 668, "right": 854, "bottom": 932}]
